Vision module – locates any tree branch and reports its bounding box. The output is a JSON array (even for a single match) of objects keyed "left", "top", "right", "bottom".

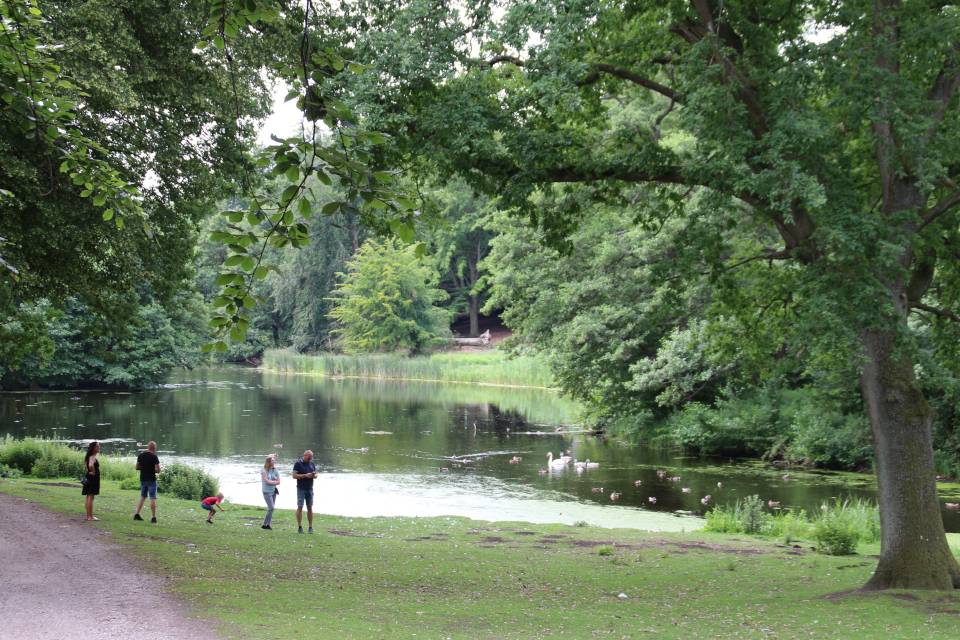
[
  {"left": 924, "top": 42, "right": 960, "bottom": 143},
  {"left": 911, "top": 302, "right": 960, "bottom": 322},
  {"left": 918, "top": 187, "right": 960, "bottom": 231}
]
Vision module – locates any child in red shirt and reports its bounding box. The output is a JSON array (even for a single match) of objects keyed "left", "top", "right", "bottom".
[{"left": 201, "top": 493, "right": 227, "bottom": 524}]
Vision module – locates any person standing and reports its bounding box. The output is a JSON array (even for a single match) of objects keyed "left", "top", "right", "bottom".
[
  {"left": 261, "top": 455, "right": 280, "bottom": 530},
  {"left": 82, "top": 441, "right": 100, "bottom": 521},
  {"left": 134, "top": 441, "right": 161, "bottom": 523},
  {"left": 292, "top": 450, "right": 317, "bottom": 534}
]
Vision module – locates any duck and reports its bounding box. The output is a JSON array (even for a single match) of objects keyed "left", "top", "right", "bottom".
[
  {"left": 360, "top": 447, "right": 369, "bottom": 453},
  {"left": 273, "top": 444, "right": 282, "bottom": 448},
  {"left": 585, "top": 460, "right": 599, "bottom": 468},
  {"left": 701, "top": 496, "right": 710, "bottom": 505},
  {"left": 539, "top": 469, "right": 549, "bottom": 475},
  {"left": 452, "top": 463, "right": 462, "bottom": 468},
  {"left": 946, "top": 503, "right": 960, "bottom": 510},
  {"left": 768, "top": 501, "right": 780, "bottom": 508},
  {"left": 648, "top": 496, "right": 657, "bottom": 504},
  {"left": 634, "top": 480, "right": 642, "bottom": 486},
  {"left": 438, "top": 467, "right": 449, "bottom": 472},
  {"left": 657, "top": 471, "right": 666, "bottom": 478},
  {"left": 573, "top": 460, "right": 587, "bottom": 469},
  {"left": 717, "top": 482, "right": 723, "bottom": 488},
  {"left": 670, "top": 477, "right": 681, "bottom": 482},
  {"left": 682, "top": 487, "right": 691, "bottom": 493},
  {"left": 782, "top": 474, "right": 790, "bottom": 481},
  {"left": 591, "top": 487, "right": 604, "bottom": 493},
  {"left": 610, "top": 492, "right": 621, "bottom": 501}
]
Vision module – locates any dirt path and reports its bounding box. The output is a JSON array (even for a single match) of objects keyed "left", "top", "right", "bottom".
[{"left": 0, "top": 491, "right": 223, "bottom": 640}]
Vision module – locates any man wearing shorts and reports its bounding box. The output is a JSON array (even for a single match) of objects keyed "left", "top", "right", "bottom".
[
  {"left": 134, "top": 441, "right": 161, "bottom": 523},
  {"left": 292, "top": 450, "right": 318, "bottom": 534}
]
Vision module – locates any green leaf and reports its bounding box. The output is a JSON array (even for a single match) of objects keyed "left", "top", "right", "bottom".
[
  {"left": 298, "top": 198, "right": 312, "bottom": 216},
  {"left": 93, "top": 193, "right": 107, "bottom": 207},
  {"left": 102, "top": 209, "right": 114, "bottom": 221},
  {"left": 398, "top": 223, "right": 415, "bottom": 243},
  {"left": 254, "top": 266, "right": 268, "bottom": 279},
  {"left": 224, "top": 256, "right": 244, "bottom": 267},
  {"left": 285, "top": 165, "right": 299, "bottom": 182},
  {"left": 214, "top": 35, "right": 225, "bottom": 50},
  {"left": 215, "top": 340, "right": 228, "bottom": 353},
  {"left": 241, "top": 257, "right": 255, "bottom": 272},
  {"left": 201, "top": 343, "right": 214, "bottom": 353}
]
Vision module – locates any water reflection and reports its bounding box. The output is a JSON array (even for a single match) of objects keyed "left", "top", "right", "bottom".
[{"left": 6, "top": 366, "right": 957, "bottom": 532}]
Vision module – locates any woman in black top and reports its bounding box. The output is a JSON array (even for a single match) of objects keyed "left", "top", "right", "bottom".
[{"left": 82, "top": 441, "right": 100, "bottom": 521}]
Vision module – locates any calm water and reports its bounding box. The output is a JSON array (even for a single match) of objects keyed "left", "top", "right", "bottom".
[{"left": 5, "top": 365, "right": 954, "bottom": 532}]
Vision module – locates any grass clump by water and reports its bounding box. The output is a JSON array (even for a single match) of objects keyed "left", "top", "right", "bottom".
[
  {"left": 4, "top": 479, "right": 960, "bottom": 640},
  {"left": 0, "top": 434, "right": 136, "bottom": 481},
  {"left": 704, "top": 495, "right": 881, "bottom": 555},
  {"left": 0, "top": 435, "right": 211, "bottom": 495},
  {"left": 263, "top": 348, "right": 554, "bottom": 388}
]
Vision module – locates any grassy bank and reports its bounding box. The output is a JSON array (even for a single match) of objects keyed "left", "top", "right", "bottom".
[
  {"left": 4, "top": 478, "right": 960, "bottom": 639},
  {"left": 263, "top": 349, "right": 555, "bottom": 389}
]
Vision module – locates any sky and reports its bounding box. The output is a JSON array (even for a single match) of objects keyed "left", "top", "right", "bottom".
[{"left": 256, "top": 82, "right": 304, "bottom": 146}]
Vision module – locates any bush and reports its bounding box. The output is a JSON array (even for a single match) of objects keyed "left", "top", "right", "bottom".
[
  {"left": 99, "top": 454, "right": 138, "bottom": 482},
  {"left": 812, "top": 513, "right": 860, "bottom": 555},
  {"left": 32, "top": 449, "right": 86, "bottom": 479},
  {"left": 119, "top": 477, "right": 140, "bottom": 490},
  {"left": 703, "top": 494, "right": 771, "bottom": 535},
  {"left": 157, "top": 462, "right": 219, "bottom": 501},
  {"left": 0, "top": 435, "right": 51, "bottom": 474}
]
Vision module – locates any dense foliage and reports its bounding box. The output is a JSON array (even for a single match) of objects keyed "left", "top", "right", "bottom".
[{"left": 328, "top": 237, "right": 451, "bottom": 354}]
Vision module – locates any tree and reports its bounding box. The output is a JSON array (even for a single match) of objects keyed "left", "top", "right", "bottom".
[
  {"left": 327, "top": 237, "right": 450, "bottom": 354},
  {"left": 0, "top": 0, "right": 276, "bottom": 317},
  {"left": 331, "top": 0, "right": 960, "bottom": 590},
  {"left": 427, "top": 179, "right": 497, "bottom": 337}
]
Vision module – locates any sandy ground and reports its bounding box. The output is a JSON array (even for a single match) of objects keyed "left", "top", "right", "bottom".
[{"left": 0, "top": 491, "right": 223, "bottom": 640}]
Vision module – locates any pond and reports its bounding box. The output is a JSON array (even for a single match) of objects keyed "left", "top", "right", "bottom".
[{"left": 5, "top": 365, "right": 955, "bottom": 532}]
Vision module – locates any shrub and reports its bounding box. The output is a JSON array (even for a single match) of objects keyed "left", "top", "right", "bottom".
[
  {"left": 703, "top": 495, "right": 771, "bottom": 535},
  {"left": 119, "top": 477, "right": 140, "bottom": 490},
  {"left": 32, "top": 449, "right": 86, "bottom": 479},
  {"left": 0, "top": 436, "right": 51, "bottom": 474},
  {"left": 597, "top": 545, "right": 614, "bottom": 556},
  {"left": 157, "top": 462, "right": 219, "bottom": 501},
  {"left": 812, "top": 513, "right": 860, "bottom": 555},
  {"left": 740, "top": 494, "right": 766, "bottom": 534}
]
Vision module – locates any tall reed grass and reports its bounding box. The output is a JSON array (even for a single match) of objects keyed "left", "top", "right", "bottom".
[
  {"left": 262, "top": 349, "right": 555, "bottom": 389},
  {"left": 703, "top": 495, "right": 881, "bottom": 555}
]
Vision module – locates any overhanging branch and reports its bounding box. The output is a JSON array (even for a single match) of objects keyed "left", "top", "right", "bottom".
[{"left": 911, "top": 302, "right": 960, "bottom": 322}]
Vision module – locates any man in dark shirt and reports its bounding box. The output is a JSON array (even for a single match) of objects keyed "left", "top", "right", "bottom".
[
  {"left": 134, "top": 441, "right": 161, "bottom": 523},
  {"left": 292, "top": 450, "right": 318, "bottom": 534}
]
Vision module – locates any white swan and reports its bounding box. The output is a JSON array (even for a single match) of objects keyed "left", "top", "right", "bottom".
[
  {"left": 546, "top": 452, "right": 567, "bottom": 467},
  {"left": 585, "top": 459, "right": 599, "bottom": 468}
]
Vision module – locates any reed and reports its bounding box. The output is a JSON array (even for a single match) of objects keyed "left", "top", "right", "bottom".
[{"left": 262, "top": 348, "right": 555, "bottom": 388}]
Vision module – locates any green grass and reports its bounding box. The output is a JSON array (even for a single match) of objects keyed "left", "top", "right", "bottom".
[
  {"left": 263, "top": 348, "right": 555, "bottom": 388},
  {"left": 5, "top": 478, "right": 960, "bottom": 639}
]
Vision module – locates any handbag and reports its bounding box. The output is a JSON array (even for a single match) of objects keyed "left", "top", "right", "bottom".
[{"left": 80, "top": 475, "right": 89, "bottom": 485}]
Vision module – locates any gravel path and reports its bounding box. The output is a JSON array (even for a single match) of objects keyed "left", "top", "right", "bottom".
[{"left": 0, "top": 491, "right": 224, "bottom": 640}]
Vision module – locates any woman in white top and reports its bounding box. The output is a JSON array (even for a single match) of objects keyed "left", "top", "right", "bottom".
[{"left": 260, "top": 455, "right": 281, "bottom": 530}]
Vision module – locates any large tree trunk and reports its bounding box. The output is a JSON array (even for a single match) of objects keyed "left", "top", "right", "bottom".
[
  {"left": 859, "top": 327, "right": 960, "bottom": 590},
  {"left": 468, "top": 294, "right": 480, "bottom": 337}
]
